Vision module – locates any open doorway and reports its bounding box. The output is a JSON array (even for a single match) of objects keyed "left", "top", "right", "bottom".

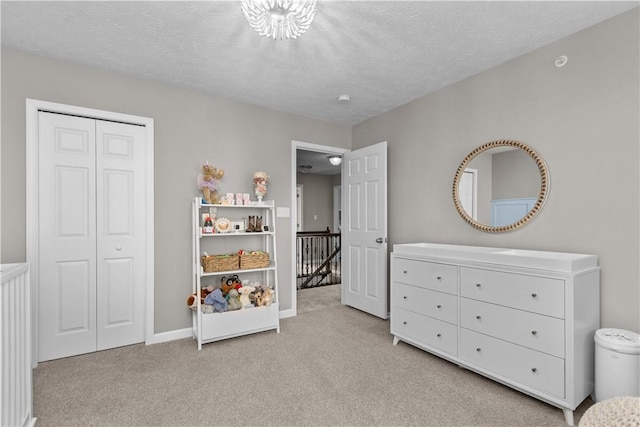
[{"left": 291, "top": 141, "right": 347, "bottom": 316}]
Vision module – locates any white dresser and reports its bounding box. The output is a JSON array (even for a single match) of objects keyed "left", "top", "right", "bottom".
[{"left": 390, "top": 243, "right": 600, "bottom": 426}]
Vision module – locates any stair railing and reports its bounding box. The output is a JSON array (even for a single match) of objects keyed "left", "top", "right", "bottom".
[{"left": 296, "top": 227, "right": 341, "bottom": 289}]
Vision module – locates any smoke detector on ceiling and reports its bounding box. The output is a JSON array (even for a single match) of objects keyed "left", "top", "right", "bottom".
[{"left": 554, "top": 55, "right": 568, "bottom": 68}]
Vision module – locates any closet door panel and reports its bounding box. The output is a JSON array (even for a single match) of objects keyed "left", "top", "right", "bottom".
[
  {"left": 96, "top": 121, "right": 146, "bottom": 350},
  {"left": 38, "top": 112, "right": 97, "bottom": 362},
  {"left": 56, "top": 166, "right": 90, "bottom": 237},
  {"left": 56, "top": 260, "right": 91, "bottom": 332},
  {"left": 103, "top": 258, "right": 135, "bottom": 326}
]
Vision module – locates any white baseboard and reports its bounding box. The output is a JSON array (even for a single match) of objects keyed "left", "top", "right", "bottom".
[
  {"left": 147, "top": 327, "right": 192, "bottom": 345},
  {"left": 146, "top": 309, "right": 296, "bottom": 345},
  {"left": 279, "top": 308, "right": 296, "bottom": 319}
]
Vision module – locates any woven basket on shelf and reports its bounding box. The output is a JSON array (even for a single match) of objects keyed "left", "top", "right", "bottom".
[
  {"left": 239, "top": 252, "right": 269, "bottom": 270},
  {"left": 201, "top": 254, "right": 239, "bottom": 272}
]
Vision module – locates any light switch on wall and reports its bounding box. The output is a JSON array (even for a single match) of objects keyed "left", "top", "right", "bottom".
[{"left": 276, "top": 207, "right": 290, "bottom": 218}]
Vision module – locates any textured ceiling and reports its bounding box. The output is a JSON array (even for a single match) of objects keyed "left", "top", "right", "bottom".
[{"left": 1, "top": 1, "right": 637, "bottom": 125}]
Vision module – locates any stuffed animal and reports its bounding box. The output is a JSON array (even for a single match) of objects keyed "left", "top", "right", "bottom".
[
  {"left": 204, "top": 288, "right": 227, "bottom": 313},
  {"left": 220, "top": 275, "right": 239, "bottom": 296},
  {"left": 250, "top": 290, "right": 262, "bottom": 307},
  {"left": 259, "top": 288, "right": 274, "bottom": 306},
  {"left": 237, "top": 285, "right": 256, "bottom": 309},
  {"left": 186, "top": 294, "right": 200, "bottom": 310},
  {"left": 226, "top": 288, "right": 242, "bottom": 311},
  {"left": 186, "top": 285, "right": 215, "bottom": 310},
  {"left": 197, "top": 163, "right": 224, "bottom": 204}
]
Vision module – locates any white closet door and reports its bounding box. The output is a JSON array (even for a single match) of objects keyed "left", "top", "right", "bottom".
[
  {"left": 95, "top": 121, "right": 146, "bottom": 350},
  {"left": 37, "top": 112, "right": 146, "bottom": 361},
  {"left": 38, "top": 112, "right": 98, "bottom": 361}
]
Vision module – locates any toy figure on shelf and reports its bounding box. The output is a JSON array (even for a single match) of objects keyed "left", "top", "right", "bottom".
[
  {"left": 253, "top": 171, "right": 269, "bottom": 202},
  {"left": 197, "top": 163, "right": 224, "bottom": 204}
]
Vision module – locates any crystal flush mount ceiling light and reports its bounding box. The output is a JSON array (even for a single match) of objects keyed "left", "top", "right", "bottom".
[{"left": 241, "top": 0, "right": 318, "bottom": 40}]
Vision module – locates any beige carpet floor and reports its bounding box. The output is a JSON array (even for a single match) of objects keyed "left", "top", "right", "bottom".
[
  {"left": 296, "top": 283, "right": 342, "bottom": 314},
  {"left": 32, "top": 285, "right": 593, "bottom": 426}
]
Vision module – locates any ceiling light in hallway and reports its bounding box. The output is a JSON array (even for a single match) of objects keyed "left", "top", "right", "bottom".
[{"left": 328, "top": 155, "right": 342, "bottom": 166}]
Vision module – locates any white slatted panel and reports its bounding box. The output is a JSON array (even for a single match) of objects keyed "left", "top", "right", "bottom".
[{"left": 1, "top": 263, "right": 35, "bottom": 427}]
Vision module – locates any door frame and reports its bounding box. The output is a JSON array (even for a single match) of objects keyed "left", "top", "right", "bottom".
[
  {"left": 26, "top": 99, "right": 155, "bottom": 366},
  {"left": 296, "top": 184, "right": 303, "bottom": 232},
  {"left": 289, "top": 140, "right": 348, "bottom": 317},
  {"left": 333, "top": 185, "right": 341, "bottom": 233}
]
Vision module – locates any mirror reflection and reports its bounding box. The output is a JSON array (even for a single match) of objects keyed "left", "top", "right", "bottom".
[{"left": 453, "top": 140, "right": 549, "bottom": 233}]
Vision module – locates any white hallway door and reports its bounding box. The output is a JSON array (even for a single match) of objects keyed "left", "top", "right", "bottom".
[
  {"left": 38, "top": 111, "right": 147, "bottom": 362},
  {"left": 342, "top": 141, "right": 388, "bottom": 319}
]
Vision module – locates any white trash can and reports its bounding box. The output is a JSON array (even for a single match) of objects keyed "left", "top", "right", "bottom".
[{"left": 594, "top": 328, "right": 640, "bottom": 402}]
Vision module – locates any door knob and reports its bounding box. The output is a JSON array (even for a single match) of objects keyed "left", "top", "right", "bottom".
[
  {"left": 376, "top": 237, "right": 383, "bottom": 244},
  {"left": 116, "top": 245, "right": 122, "bottom": 251}
]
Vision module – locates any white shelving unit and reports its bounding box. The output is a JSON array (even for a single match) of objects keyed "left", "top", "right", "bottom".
[{"left": 191, "top": 197, "right": 280, "bottom": 349}]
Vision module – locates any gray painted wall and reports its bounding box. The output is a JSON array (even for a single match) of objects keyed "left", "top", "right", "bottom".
[
  {"left": 2, "top": 8, "right": 638, "bottom": 336},
  {"left": 296, "top": 173, "right": 335, "bottom": 232},
  {"left": 0, "top": 49, "right": 351, "bottom": 333},
  {"left": 353, "top": 10, "right": 639, "bottom": 331}
]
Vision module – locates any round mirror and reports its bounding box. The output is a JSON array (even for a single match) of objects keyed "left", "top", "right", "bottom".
[{"left": 452, "top": 140, "right": 550, "bottom": 233}]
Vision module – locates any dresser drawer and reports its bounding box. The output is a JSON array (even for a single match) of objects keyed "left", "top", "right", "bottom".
[
  {"left": 392, "top": 283, "right": 458, "bottom": 324},
  {"left": 460, "top": 328, "right": 565, "bottom": 398},
  {"left": 391, "top": 307, "right": 457, "bottom": 355},
  {"left": 460, "top": 267, "right": 564, "bottom": 318},
  {"left": 460, "top": 298, "right": 565, "bottom": 358},
  {"left": 392, "top": 257, "right": 458, "bottom": 295}
]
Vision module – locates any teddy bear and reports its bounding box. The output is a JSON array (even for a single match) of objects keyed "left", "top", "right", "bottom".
[
  {"left": 197, "top": 163, "right": 224, "bottom": 204},
  {"left": 226, "top": 288, "right": 242, "bottom": 311},
  {"left": 204, "top": 288, "right": 227, "bottom": 313},
  {"left": 237, "top": 285, "right": 255, "bottom": 309}
]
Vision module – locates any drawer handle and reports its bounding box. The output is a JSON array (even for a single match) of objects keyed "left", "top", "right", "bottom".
[
  {"left": 531, "top": 368, "right": 537, "bottom": 373},
  {"left": 436, "top": 276, "right": 442, "bottom": 280},
  {"left": 476, "top": 283, "right": 481, "bottom": 288},
  {"left": 476, "top": 315, "right": 481, "bottom": 320},
  {"left": 403, "top": 270, "right": 408, "bottom": 274},
  {"left": 403, "top": 296, "right": 408, "bottom": 300},
  {"left": 403, "top": 321, "right": 407, "bottom": 325},
  {"left": 437, "top": 305, "right": 442, "bottom": 309},
  {"left": 531, "top": 330, "right": 538, "bottom": 335},
  {"left": 476, "top": 347, "right": 481, "bottom": 352},
  {"left": 531, "top": 293, "right": 538, "bottom": 298},
  {"left": 437, "top": 333, "right": 442, "bottom": 337}
]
